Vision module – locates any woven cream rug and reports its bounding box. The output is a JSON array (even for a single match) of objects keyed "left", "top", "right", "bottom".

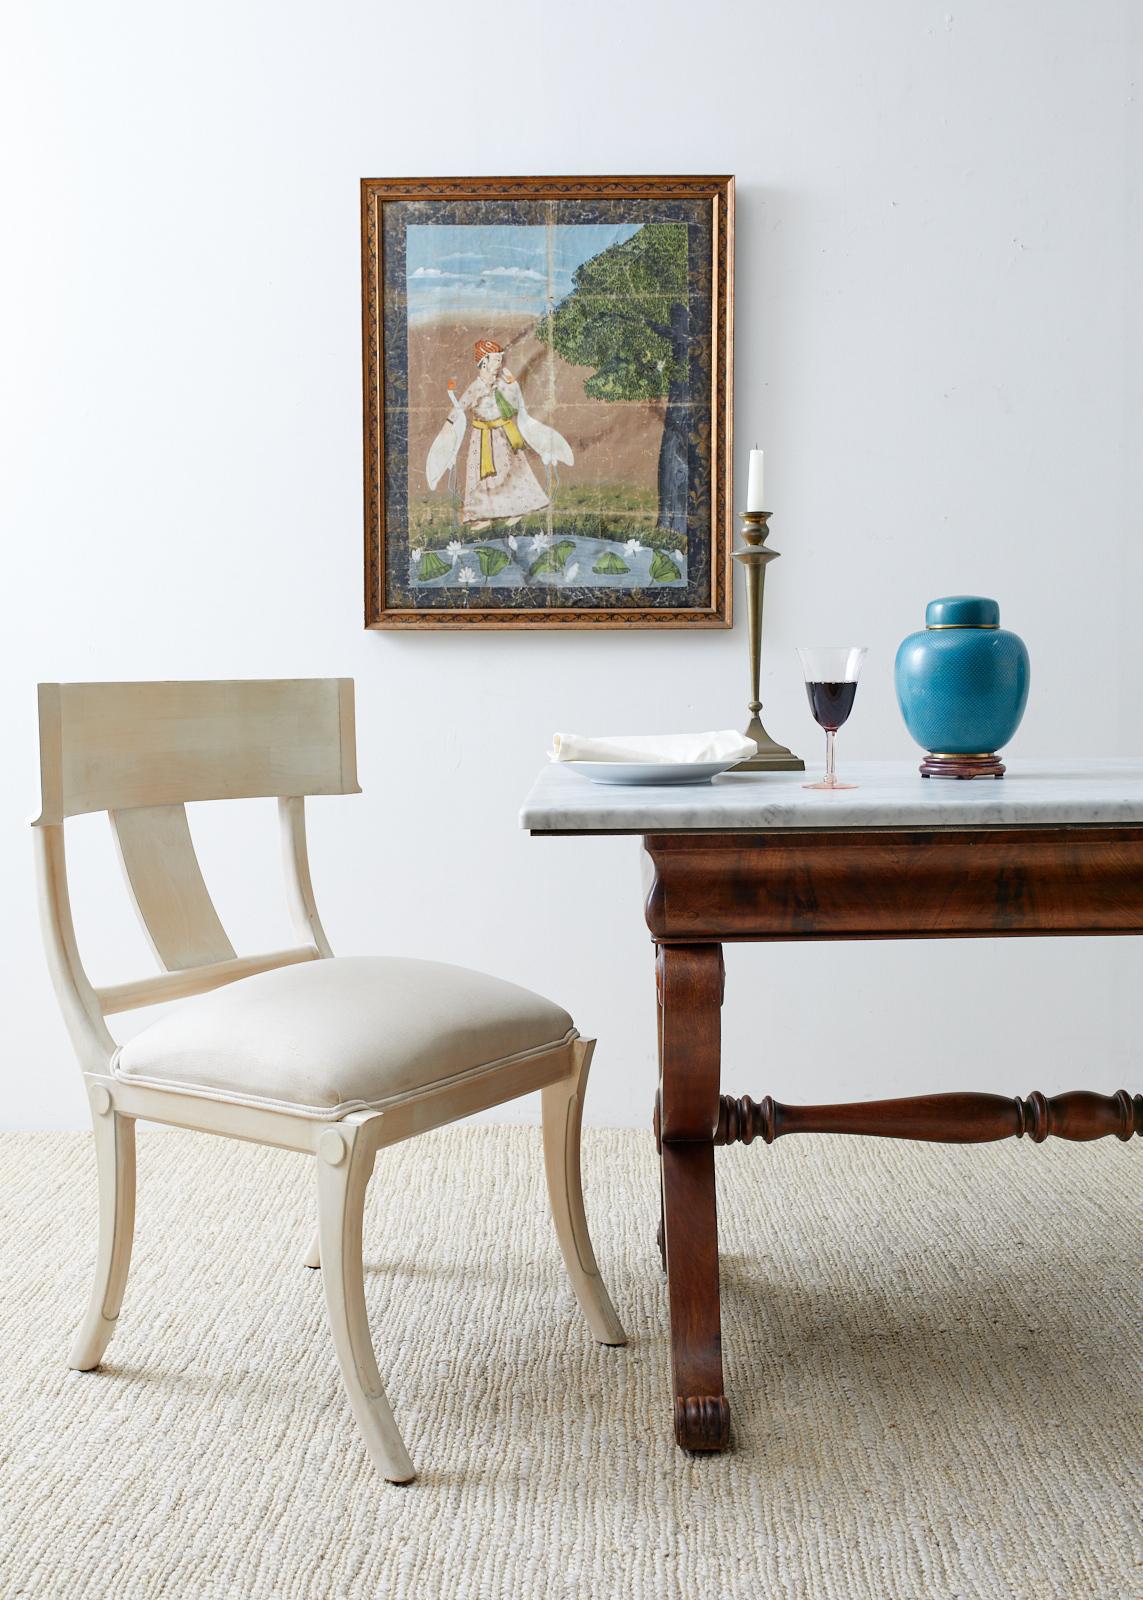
[{"left": 1, "top": 1126, "right": 1140, "bottom": 1600}]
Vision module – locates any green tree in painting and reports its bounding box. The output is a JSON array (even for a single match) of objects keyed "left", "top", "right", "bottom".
[{"left": 536, "top": 224, "right": 690, "bottom": 537}]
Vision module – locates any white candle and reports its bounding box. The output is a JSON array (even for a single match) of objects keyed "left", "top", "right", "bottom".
[{"left": 746, "top": 447, "right": 765, "bottom": 512}]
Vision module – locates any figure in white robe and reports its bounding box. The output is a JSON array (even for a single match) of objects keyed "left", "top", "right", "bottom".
[{"left": 425, "top": 339, "right": 573, "bottom": 530}]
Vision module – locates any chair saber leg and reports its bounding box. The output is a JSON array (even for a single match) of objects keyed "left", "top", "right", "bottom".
[
  {"left": 303, "top": 1230, "right": 321, "bottom": 1269},
  {"left": 541, "top": 1040, "right": 626, "bottom": 1346},
  {"left": 69, "top": 1096, "right": 136, "bottom": 1371},
  {"left": 315, "top": 1121, "right": 414, "bottom": 1484}
]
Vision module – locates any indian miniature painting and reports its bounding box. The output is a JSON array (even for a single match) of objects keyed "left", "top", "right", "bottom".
[{"left": 362, "top": 177, "right": 733, "bottom": 628}]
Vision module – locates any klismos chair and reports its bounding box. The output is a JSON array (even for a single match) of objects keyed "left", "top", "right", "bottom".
[{"left": 33, "top": 679, "right": 624, "bottom": 1483}]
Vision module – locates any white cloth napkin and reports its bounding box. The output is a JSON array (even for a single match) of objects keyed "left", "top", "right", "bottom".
[{"left": 549, "top": 730, "right": 757, "bottom": 765}]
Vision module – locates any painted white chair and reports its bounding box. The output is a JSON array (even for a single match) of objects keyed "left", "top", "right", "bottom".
[{"left": 33, "top": 678, "right": 624, "bottom": 1483}]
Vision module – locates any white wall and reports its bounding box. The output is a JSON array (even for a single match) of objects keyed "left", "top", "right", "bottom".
[{"left": 3, "top": 1, "right": 1140, "bottom": 1129}]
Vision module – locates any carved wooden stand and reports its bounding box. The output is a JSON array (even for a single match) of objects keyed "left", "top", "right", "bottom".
[
  {"left": 644, "top": 825, "right": 1143, "bottom": 1454},
  {"left": 920, "top": 751, "right": 1006, "bottom": 779}
]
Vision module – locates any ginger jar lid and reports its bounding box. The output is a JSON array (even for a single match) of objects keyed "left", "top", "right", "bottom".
[{"left": 925, "top": 595, "right": 1000, "bottom": 629}]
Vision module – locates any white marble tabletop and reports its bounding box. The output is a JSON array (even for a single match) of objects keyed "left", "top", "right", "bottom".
[{"left": 520, "top": 758, "right": 1143, "bottom": 833}]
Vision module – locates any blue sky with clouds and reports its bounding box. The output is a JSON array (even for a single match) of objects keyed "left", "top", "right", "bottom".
[{"left": 406, "top": 223, "right": 641, "bottom": 322}]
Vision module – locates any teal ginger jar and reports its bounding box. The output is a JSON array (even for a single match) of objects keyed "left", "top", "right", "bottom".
[{"left": 894, "top": 595, "right": 1029, "bottom": 778}]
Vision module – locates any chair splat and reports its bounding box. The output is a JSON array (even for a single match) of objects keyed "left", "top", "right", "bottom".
[{"left": 110, "top": 804, "right": 236, "bottom": 972}]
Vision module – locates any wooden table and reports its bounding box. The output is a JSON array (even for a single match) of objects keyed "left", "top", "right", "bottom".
[{"left": 521, "top": 759, "right": 1143, "bottom": 1452}]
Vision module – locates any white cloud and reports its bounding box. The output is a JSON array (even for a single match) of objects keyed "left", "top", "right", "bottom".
[
  {"left": 411, "top": 265, "right": 464, "bottom": 280},
  {"left": 480, "top": 266, "right": 546, "bottom": 282}
]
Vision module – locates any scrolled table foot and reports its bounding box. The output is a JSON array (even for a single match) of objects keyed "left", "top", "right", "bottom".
[
  {"left": 659, "top": 946, "right": 726, "bottom": 1455},
  {"left": 674, "top": 1395, "right": 730, "bottom": 1451}
]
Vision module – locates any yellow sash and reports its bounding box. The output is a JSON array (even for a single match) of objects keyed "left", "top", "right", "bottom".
[{"left": 472, "top": 415, "right": 525, "bottom": 479}]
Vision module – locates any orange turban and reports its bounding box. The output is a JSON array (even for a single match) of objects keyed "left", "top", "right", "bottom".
[{"left": 474, "top": 338, "right": 503, "bottom": 363}]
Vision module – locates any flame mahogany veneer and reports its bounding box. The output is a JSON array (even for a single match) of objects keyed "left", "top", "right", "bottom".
[
  {"left": 642, "top": 826, "right": 1143, "bottom": 942},
  {"left": 645, "top": 826, "right": 1143, "bottom": 1453}
]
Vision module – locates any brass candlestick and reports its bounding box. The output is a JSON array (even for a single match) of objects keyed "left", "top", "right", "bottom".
[{"left": 731, "top": 510, "right": 804, "bottom": 771}]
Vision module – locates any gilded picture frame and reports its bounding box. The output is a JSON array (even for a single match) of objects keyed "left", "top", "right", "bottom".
[{"left": 362, "top": 175, "right": 734, "bottom": 630}]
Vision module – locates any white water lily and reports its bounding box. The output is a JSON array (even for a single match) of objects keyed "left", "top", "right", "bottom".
[
  {"left": 530, "top": 531, "right": 552, "bottom": 553},
  {"left": 507, "top": 533, "right": 518, "bottom": 552},
  {"left": 446, "top": 539, "right": 464, "bottom": 560},
  {"left": 623, "top": 538, "right": 643, "bottom": 556},
  {"left": 410, "top": 547, "right": 423, "bottom": 563},
  {"left": 456, "top": 565, "right": 477, "bottom": 587},
  {"left": 565, "top": 562, "right": 579, "bottom": 581}
]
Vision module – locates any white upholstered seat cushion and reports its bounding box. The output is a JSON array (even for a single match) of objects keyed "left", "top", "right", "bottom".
[{"left": 113, "top": 956, "right": 575, "bottom": 1118}]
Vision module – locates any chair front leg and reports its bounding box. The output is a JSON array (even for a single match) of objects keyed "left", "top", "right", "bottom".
[
  {"left": 315, "top": 1118, "right": 414, "bottom": 1484},
  {"left": 70, "top": 1088, "right": 136, "bottom": 1371},
  {"left": 302, "top": 1230, "right": 321, "bottom": 1270},
  {"left": 541, "top": 1039, "right": 626, "bottom": 1346}
]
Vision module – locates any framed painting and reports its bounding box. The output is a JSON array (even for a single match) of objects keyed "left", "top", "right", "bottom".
[{"left": 362, "top": 175, "right": 734, "bottom": 629}]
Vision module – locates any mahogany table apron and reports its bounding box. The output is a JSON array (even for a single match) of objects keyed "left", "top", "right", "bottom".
[{"left": 644, "top": 823, "right": 1143, "bottom": 1452}]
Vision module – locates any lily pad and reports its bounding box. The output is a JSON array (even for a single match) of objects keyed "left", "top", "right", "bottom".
[
  {"left": 528, "top": 551, "right": 564, "bottom": 577},
  {"left": 649, "top": 550, "right": 681, "bottom": 583},
  {"left": 417, "top": 550, "right": 451, "bottom": 580},
  {"left": 475, "top": 545, "right": 510, "bottom": 577},
  {"left": 592, "top": 550, "right": 630, "bottom": 575}
]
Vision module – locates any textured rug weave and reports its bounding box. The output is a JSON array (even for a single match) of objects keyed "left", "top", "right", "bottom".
[{"left": 1, "top": 1126, "right": 1140, "bottom": 1600}]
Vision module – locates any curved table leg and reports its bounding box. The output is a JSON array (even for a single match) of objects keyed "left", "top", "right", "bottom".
[
  {"left": 657, "top": 942, "right": 729, "bottom": 1451},
  {"left": 654, "top": 991, "right": 666, "bottom": 1272}
]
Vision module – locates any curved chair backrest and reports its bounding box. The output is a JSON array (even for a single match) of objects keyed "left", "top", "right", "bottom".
[{"left": 33, "top": 679, "right": 359, "bottom": 1073}]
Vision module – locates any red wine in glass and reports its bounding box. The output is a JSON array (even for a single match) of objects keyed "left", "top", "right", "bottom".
[
  {"left": 805, "top": 680, "right": 858, "bottom": 731},
  {"left": 796, "top": 647, "right": 867, "bottom": 790}
]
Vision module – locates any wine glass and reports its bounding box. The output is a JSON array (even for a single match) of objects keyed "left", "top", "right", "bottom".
[{"left": 797, "top": 646, "right": 867, "bottom": 790}]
